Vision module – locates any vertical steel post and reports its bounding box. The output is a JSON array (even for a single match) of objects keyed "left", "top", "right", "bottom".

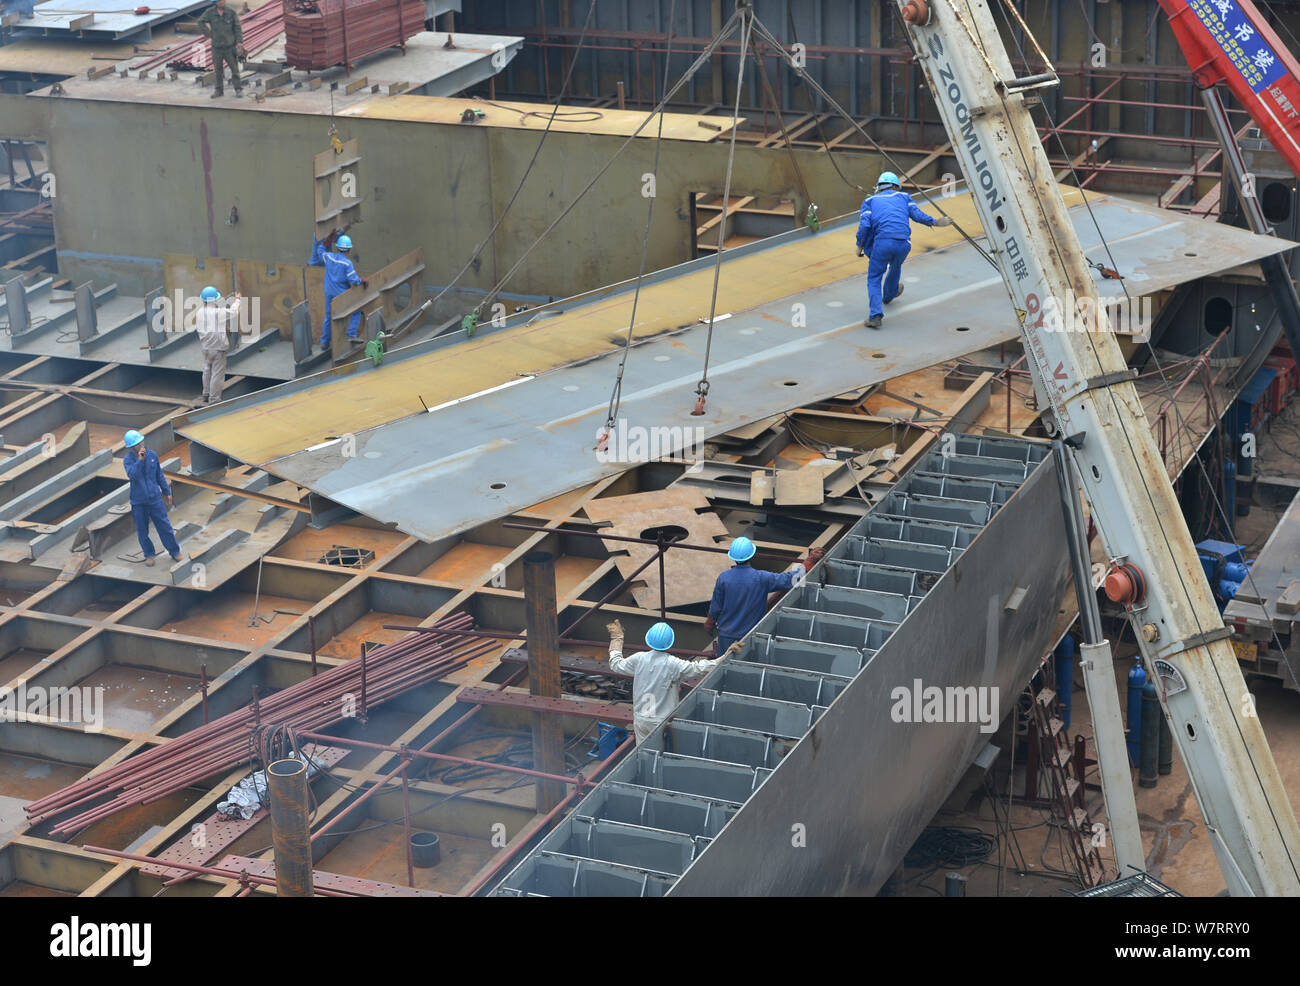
[
  {"left": 360, "top": 641, "right": 367, "bottom": 720},
  {"left": 309, "top": 614, "right": 318, "bottom": 676},
  {"left": 523, "top": 551, "right": 566, "bottom": 811},
  {"left": 1053, "top": 440, "right": 1144, "bottom": 874},
  {"left": 401, "top": 757, "right": 415, "bottom": 887},
  {"left": 657, "top": 531, "right": 667, "bottom": 619},
  {"left": 266, "top": 758, "right": 313, "bottom": 897}
]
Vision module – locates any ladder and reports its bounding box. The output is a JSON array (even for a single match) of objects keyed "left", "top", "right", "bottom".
[{"left": 1027, "top": 674, "right": 1105, "bottom": 887}]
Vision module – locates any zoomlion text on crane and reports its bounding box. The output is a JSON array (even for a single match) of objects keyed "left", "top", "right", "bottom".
[{"left": 929, "top": 33, "right": 1006, "bottom": 215}]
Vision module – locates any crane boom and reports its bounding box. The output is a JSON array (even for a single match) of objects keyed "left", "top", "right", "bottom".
[
  {"left": 895, "top": 0, "right": 1300, "bottom": 895},
  {"left": 1157, "top": 0, "right": 1300, "bottom": 180}
]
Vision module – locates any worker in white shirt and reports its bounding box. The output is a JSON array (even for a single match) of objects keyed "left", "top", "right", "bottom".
[
  {"left": 196, "top": 286, "right": 241, "bottom": 403},
  {"left": 606, "top": 619, "right": 720, "bottom": 745}
]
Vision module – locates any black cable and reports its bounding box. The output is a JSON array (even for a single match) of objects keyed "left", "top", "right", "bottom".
[
  {"left": 429, "top": 0, "right": 601, "bottom": 317},
  {"left": 904, "top": 825, "right": 998, "bottom": 868},
  {"left": 470, "top": 7, "right": 746, "bottom": 324}
]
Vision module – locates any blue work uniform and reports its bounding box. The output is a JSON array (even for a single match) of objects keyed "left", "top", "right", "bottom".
[
  {"left": 124, "top": 448, "right": 180, "bottom": 560},
  {"left": 709, "top": 563, "right": 797, "bottom": 654},
  {"left": 856, "top": 188, "right": 938, "bottom": 319},
  {"left": 308, "top": 236, "right": 363, "bottom": 347}
]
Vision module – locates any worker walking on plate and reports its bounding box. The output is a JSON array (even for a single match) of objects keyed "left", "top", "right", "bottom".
[
  {"left": 308, "top": 230, "right": 365, "bottom": 350},
  {"left": 122, "top": 430, "right": 182, "bottom": 567},
  {"left": 196, "top": 285, "right": 241, "bottom": 404},
  {"left": 606, "top": 620, "right": 719, "bottom": 745},
  {"left": 706, "top": 537, "right": 808, "bottom": 656},
  {"left": 198, "top": 0, "right": 245, "bottom": 99},
  {"left": 856, "top": 171, "right": 952, "bottom": 329}
]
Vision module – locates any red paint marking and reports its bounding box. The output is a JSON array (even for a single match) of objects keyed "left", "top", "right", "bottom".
[{"left": 1053, "top": 362, "right": 1067, "bottom": 381}]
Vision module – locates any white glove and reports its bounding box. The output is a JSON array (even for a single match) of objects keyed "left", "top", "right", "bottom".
[
  {"left": 856, "top": 247, "right": 865, "bottom": 257},
  {"left": 935, "top": 215, "right": 954, "bottom": 227},
  {"left": 605, "top": 618, "right": 625, "bottom": 651}
]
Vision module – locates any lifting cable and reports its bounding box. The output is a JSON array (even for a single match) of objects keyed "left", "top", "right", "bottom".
[
  {"left": 746, "top": 12, "right": 1001, "bottom": 272},
  {"left": 786, "top": 7, "right": 869, "bottom": 196},
  {"left": 982, "top": 0, "right": 1300, "bottom": 876},
  {"left": 693, "top": 7, "right": 753, "bottom": 416},
  {"left": 431, "top": 0, "right": 600, "bottom": 326},
  {"left": 468, "top": 7, "right": 747, "bottom": 332},
  {"left": 601, "top": 0, "right": 679, "bottom": 444}
]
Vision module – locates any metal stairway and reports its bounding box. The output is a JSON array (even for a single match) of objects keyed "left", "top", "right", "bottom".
[{"left": 492, "top": 434, "right": 1066, "bottom": 896}]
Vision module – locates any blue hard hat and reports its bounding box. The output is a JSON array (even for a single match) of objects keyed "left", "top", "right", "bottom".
[
  {"left": 877, "top": 171, "right": 900, "bottom": 188},
  {"left": 336, "top": 234, "right": 352, "bottom": 251},
  {"left": 728, "top": 537, "right": 756, "bottom": 563},
  {"left": 200, "top": 286, "right": 220, "bottom": 302},
  {"left": 123, "top": 429, "right": 144, "bottom": 448},
  {"left": 645, "top": 622, "right": 675, "bottom": 651}
]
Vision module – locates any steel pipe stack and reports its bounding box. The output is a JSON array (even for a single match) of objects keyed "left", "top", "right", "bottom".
[
  {"left": 25, "top": 614, "right": 491, "bottom": 836},
  {"left": 283, "top": 0, "right": 427, "bottom": 71}
]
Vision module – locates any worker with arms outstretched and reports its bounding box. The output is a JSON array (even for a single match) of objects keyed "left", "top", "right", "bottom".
[
  {"left": 856, "top": 171, "right": 952, "bottom": 329},
  {"left": 196, "top": 285, "right": 240, "bottom": 404},
  {"left": 607, "top": 620, "right": 719, "bottom": 745},
  {"left": 122, "top": 430, "right": 182, "bottom": 567},
  {"left": 706, "top": 537, "right": 807, "bottom": 656},
  {"left": 308, "top": 230, "right": 366, "bottom": 350}
]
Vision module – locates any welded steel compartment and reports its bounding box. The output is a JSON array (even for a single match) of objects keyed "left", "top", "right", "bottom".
[
  {"left": 744, "top": 633, "right": 865, "bottom": 677},
  {"left": 491, "top": 434, "right": 1071, "bottom": 897},
  {"left": 494, "top": 852, "right": 677, "bottom": 897},
  {"left": 583, "top": 783, "right": 738, "bottom": 839},
  {"left": 772, "top": 607, "right": 896, "bottom": 650},
  {"left": 875, "top": 491, "right": 991, "bottom": 526}
]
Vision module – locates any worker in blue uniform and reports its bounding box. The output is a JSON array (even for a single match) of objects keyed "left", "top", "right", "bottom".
[
  {"left": 855, "top": 171, "right": 952, "bottom": 329},
  {"left": 706, "top": 537, "right": 801, "bottom": 656},
  {"left": 308, "top": 231, "right": 366, "bottom": 349},
  {"left": 122, "top": 430, "right": 181, "bottom": 567}
]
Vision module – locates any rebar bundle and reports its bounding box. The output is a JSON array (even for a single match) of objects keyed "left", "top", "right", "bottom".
[
  {"left": 132, "top": 1, "right": 286, "bottom": 73},
  {"left": 25, "top": 613, "right": 491, "bottom": 836}
]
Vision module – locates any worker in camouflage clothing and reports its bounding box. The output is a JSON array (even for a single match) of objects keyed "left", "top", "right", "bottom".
[{"left": 199, "top": 0, "right": 245, "bottom": 98}]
